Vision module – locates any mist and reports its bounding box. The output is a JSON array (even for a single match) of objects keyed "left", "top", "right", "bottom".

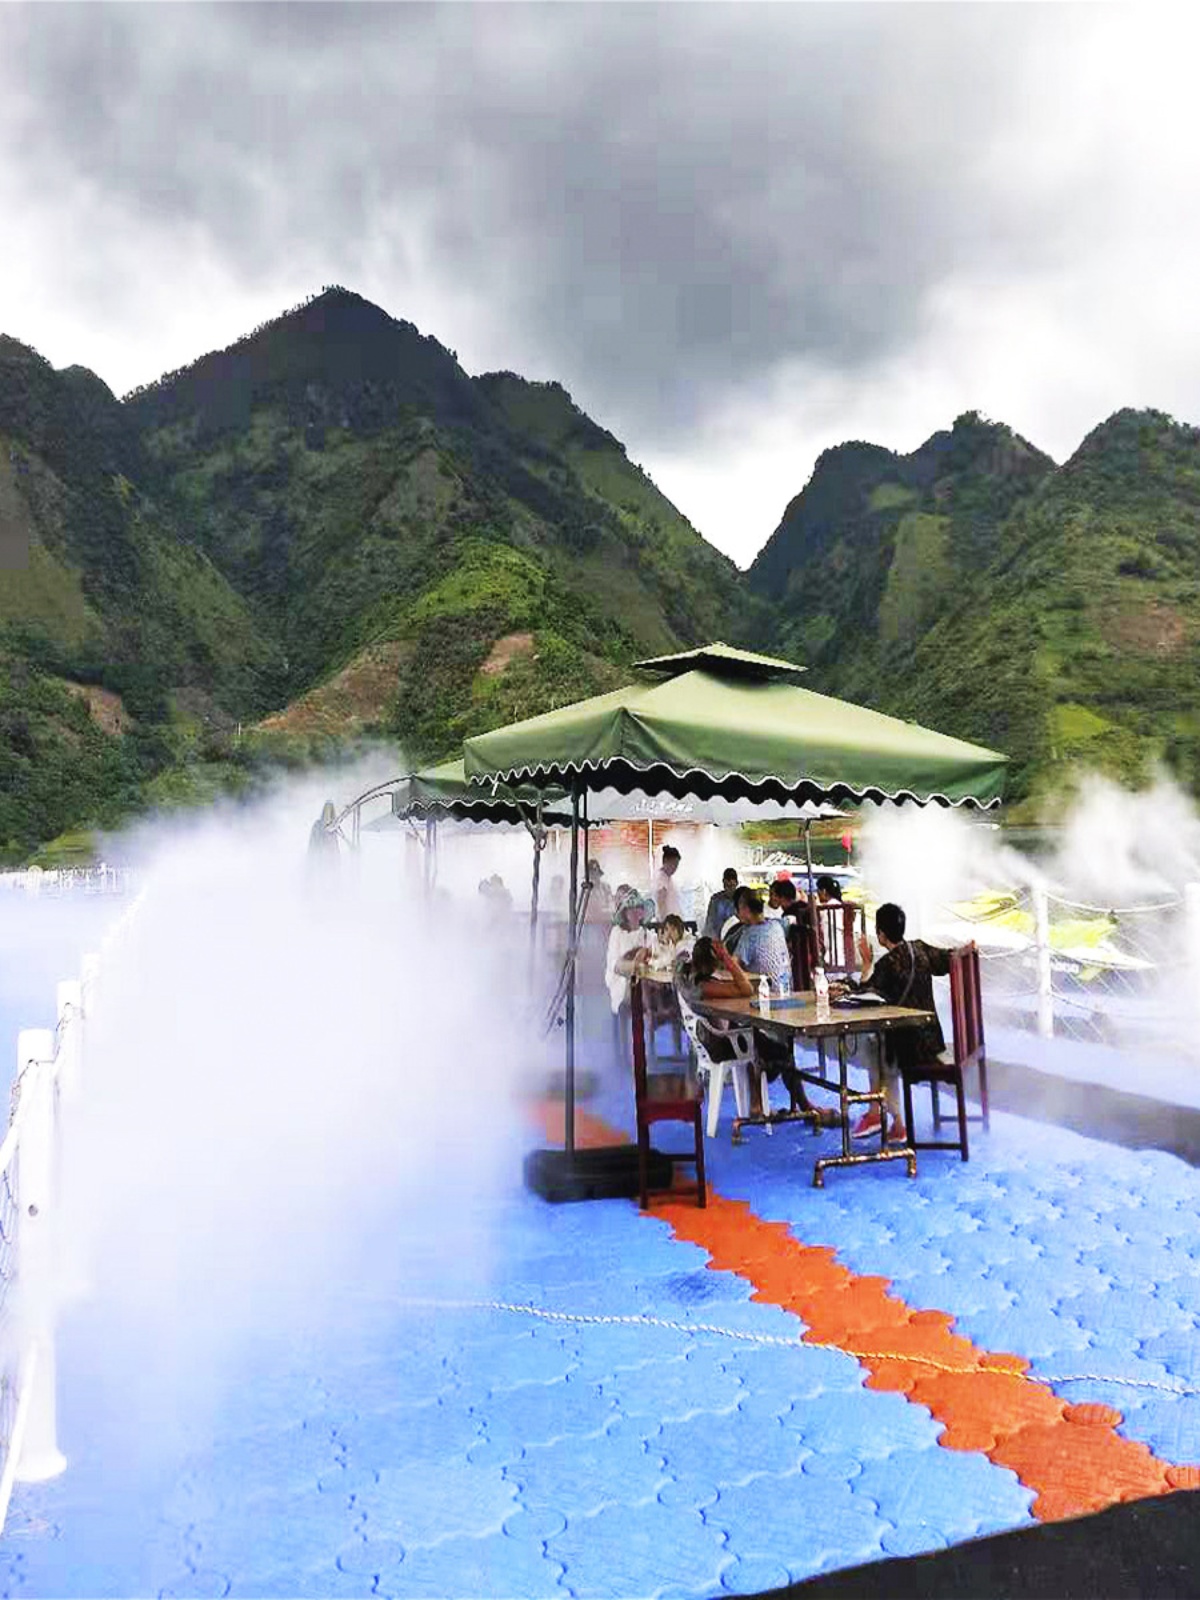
[{"left": 50, "top": 764, "right": 546, "bottom": 1469}]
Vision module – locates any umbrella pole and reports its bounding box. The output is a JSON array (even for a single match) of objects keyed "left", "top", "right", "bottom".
[
  {"left": 804, "top": 819, "right": 815, "bottom": 900},
  {"left": 528, "top": 797, "right": 544, "bottom": 976},
  {"left": 564, "top": 783, "right": 580, "bottom": 1157}
]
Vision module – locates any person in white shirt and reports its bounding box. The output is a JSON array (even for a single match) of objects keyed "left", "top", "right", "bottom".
[
  {"left": 655, "top": 845, "right": 683, "bottom": 922},
  {"left": 605, "top": 890, "right": 656, "bottom": 1015}
]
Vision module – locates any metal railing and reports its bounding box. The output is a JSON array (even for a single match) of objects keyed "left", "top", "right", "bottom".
[
  {"left": 0, "top": 890, "right": 142, "bottom": 1532},
  {"left": 933, "top": 882, "right": 1200, "bottom": 1051},
  {"left": 0, "top": 867, "right": 134, "bottom": 898}
]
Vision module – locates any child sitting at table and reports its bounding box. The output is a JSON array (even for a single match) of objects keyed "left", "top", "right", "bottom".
[
  {"left": 656, "top": 913, "right": 692, "bottom": 963},
  {"left": 675, "top": 939, "right": 837, "bottom": 1126}
]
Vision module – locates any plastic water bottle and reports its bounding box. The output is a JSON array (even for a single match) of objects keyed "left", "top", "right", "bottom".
[
  {"left": 756, "top": 974, "right": 770, "bottom": 1013},
  {"left": 814, "top": 967, "right": 830, "bottom": 1021}
]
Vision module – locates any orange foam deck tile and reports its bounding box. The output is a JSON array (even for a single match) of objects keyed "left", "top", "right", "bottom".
[{"left": 530, "top": 1100, "right": 1182, "bottom": 1523}]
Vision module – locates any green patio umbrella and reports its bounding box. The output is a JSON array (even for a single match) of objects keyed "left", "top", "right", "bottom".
[
  {"left": 462, "top": 642, "right": 1007, "bottom": 1202},
  {"left": 464, "top": 643, "right": 1006, "bottom": 808}
]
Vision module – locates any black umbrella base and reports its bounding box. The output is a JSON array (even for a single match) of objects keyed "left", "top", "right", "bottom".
[{"left": 524, "top": 1145, "right": 671, "bottom": 1203}]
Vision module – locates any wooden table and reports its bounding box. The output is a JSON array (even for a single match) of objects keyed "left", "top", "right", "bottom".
[{"left": 696, "top": 990, "right": 934, "bottom": 1186}]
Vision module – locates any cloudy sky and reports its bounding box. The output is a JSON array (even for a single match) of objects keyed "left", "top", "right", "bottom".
[{"left": 3, "top": 3, "right": 1199, "bottom": 566}]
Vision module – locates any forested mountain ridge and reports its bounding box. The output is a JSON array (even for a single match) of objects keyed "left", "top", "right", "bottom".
[
  {"left": 4, "top": 282, "right": 1200, "bottom": 861},
  {"left": 0, "top": 289, "right": 759, "bottom": 858},
  {"left": 751, "top": 408, "right": 1200, "bottom": 806}
]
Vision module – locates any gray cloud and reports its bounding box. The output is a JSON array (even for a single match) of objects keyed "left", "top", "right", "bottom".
[
  {"left": 4, "top": 5, "right": 1066, "bottom": 422},
  {"left": 3, "top": 3, "right": 1199, "bottom": 562}
]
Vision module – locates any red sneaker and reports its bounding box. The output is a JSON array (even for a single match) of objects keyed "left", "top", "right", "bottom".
[
  {"left": 851, "top": 1108, "right": 883, "bottom": 1141},
  {"left": 886, "top": 1119, "right": 908, "bottom": 1145}
]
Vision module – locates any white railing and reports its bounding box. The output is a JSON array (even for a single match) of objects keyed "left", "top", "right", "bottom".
[
  {"left": 0, "top": 867, "right": 133, "bottom": 898},
  {"left": 0, "top": 890, "right": 142, "bottom": 1532},
  {"left": 931, "top": 881, "right": 1200, "bottom": 1050}
]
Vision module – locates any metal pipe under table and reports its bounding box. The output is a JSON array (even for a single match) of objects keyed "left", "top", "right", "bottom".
[{"left": 696, "top": 991, "right": 932, "bottom": 1186}]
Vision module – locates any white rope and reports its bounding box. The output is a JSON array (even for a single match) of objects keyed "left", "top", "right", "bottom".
[
  {"left": 389, "top": 1296, "right": 1200, "bottom": 1398},
  {"left": 1045, "top": 890, "right": 1181, "bottom": 917}
]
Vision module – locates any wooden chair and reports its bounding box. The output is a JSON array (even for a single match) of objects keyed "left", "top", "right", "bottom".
[
  {"left": 630, "top": 977, "right": 706, "bottom": 1209},
  {"left": 900, "top": 942, "right": 990, "bottom": 1161},
  {"left": 787, "top": 909, "right": 818, "bottom": 991},
  {"left": 814, "top": 901, "right": 865, "bottom": 977}
]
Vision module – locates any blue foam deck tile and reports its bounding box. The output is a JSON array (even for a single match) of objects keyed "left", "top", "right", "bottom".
[
  {"left": 157, "top": 1571, "right": 232, "bottom": 1599},
  {"left": 1068, "top": 1288, "right": 1190, "bottom": 1348},
  {"left": 193, "top": 1500, "right": 363, "bottom": 1579},
  {"left": 706, "top": 1477, "right": 887, "bottom": 1580},
  {"left": 1114, "top": 1395, "right": 1200, "bottom": 1463},
  {"left": 898, "top": 1270, "right": 1016, "bottom": 1320},
  {"left": 227, "top": 1565, "right": 368, "bottom": 1600},
  {"left": 317, "top": 1463, "right": 382, "bottom": 1502},
  {"left": 854, "top": 1446, "right": 1035, "bottom": 1544},
  {"left": 357, "top": 1462, "right": 517, "bottom": 1548},
  {"left": 503, "top": 1506, "right": 568, "bottom": 1542},
  {"left": 782, "top": 1385, "right": 943, "bottom": 1460},
  {"left": 657, "top": 1475, "right": 722, "bottom": 1512},
  {"left": 508, "top": 1431, "right": 670, "bottom": 1517},
  {"left": 713, "top": 1342, "right": 860, "bottom": 1398},
  {"left": 654, "top": 1414, "right": 810, "bottom": 1483},
  {"left": 800, "top": 1452, "right": 863, "bottom": 1483},
  {"left": 479, "top": 1397, "right": 619, "bottom": 1453},
  {"left": 719, "top": 1552, "right": 795, "bottom": 1594},
  {"left": 957, "top": 1302, "right": 1093, "bottom": 1361},
  {"left": 598, "top": 1356, "right": 744, "bottom": 1422},
  {"left": 375, "top": 1533, "right": 567, "bottom": 1600},
  {"left": 334, "top": 1535, "right": 408, "bottom": 1578},
  {"left": 1141, "top": 1329, "right": 1200, "bottom": 1377},
  {"left": 881, "top": 1525, "right": 950, "bottom": 1559},
  {"left": 545, "top": 1501, "right": 729, "bottom": 1599},
  {"left": 336, "top": 1401, "right": 486, "bottom": 1465}
]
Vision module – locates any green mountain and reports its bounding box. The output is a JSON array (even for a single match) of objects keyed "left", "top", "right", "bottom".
[
  {"left": 1, "top": 289, "right": 758, "bottom": 857},
  {"left": 125, "top": 288, "right": 757, "bottom": 761},
  {"left": 0, "top": 336, "right": 288, "bottom": 858},
  {"left": 6, "top": 283, "right": 1200, "bottom": 859},
  {"left": 750, "top": 408, "right": 1200, "bottom": 807}
]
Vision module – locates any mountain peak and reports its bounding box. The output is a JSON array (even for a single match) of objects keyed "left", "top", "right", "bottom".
[{"left": 123, "top": 285, "right": 483, "bottom": 440}]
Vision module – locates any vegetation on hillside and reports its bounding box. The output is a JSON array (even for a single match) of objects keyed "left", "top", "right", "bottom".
[
  {"left": 5, "top": 286, "right": 1200, "bottom": 859},
  {"left": 750, "top": 409, "right": 1200, "bottom": 807},
  {"left": 0, "top": 291, "right": 757, "bottom": 856}
]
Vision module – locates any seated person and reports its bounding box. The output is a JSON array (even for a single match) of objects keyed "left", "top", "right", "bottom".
[
  {"left": 834, "top": 901, "right": 951, "bottom": 1143},
  {"left": 656, "top": 913, "right": 692, "bottom": 964},
  {"left": 703, "top": 867, "right": 741, "bottom": 939},
  {"left": 731, "top": 888, "right": 792, "bottom": 993},
  {"left": 680, "top": 928, "right": 837, "bottom": 1126},
  {"left": 768, "top": 876, "right": 808, "bottom": 921},
  {"left": 721, "top": 884, "right": 756, "bottom": 952},
  {"left": 768, "top": 875, "right": 814, "bottom": 984},
  {"left": 605, "top": 889, "right": 656, "bottom": 1015}
]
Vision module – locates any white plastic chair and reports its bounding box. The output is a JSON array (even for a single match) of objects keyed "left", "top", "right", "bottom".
[{"left": 676, "top": 992, "right": 771, "bottom": 1139}]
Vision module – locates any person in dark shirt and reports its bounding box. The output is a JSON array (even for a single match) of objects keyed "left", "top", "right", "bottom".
[
  {"left": 768, "top": 876, "right": 807, "bottom": 921},
  {"left": 836, "top": 901, "right": 951, "bottom": 1142},
  {"left": 768, "top": 875, "right": 812, "bottom": 985}
]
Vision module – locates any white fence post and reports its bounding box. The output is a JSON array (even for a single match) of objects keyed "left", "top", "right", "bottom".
[
  {"left": 1032, "top": 883, "right": 1054, "bottom": 1040},
  {"left": 12, "top": 1031, "right": 66, "bottom": 1484}
]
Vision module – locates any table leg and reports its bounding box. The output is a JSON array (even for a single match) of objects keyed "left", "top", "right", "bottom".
[{"left": 813, "top": 1030, "right": 918, "bottom": 1187}]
